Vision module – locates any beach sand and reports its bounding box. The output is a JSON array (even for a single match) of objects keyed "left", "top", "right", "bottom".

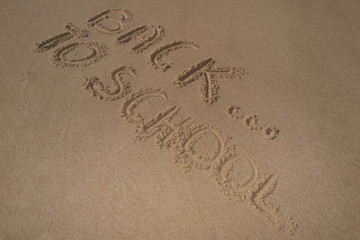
[{"left": 1, "top": 0, "right": 359, "bottom": 239}]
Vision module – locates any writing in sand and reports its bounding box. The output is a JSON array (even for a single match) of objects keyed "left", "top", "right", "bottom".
[{"left": 32, "top": 8, "right": 295, "bottom": 236}]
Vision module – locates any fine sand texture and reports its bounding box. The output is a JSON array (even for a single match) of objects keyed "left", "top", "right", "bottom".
[{"left": 1, "top": 0, "right": 360, "bottom": 239}]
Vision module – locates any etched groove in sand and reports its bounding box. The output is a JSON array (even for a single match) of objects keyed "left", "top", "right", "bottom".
[
  {"left": 121, "top": 88, "right": 168, "bottom": 124},
  {"left": 82, "top": 66, "right": 135, "bottom": 101},
  {"left": 168, "top": 124, "right": 229, "bottom": 171},
  {"left": 51, "top": 42, "right": 107, "bottom": 67},
  {"left": 33, "top": 32, "right": 72, "bottom": 53},
  {"left": 175, "top": 58, "right": 246, "bottom": 86},
  {"left": 143, "top": 106, "right": 179, "bottom": 133},
  {"left": 155, "top": 117, "right": 194, "bottom": 149},
  {"left": 148, "top": 40, "right": 199, "bottom": 72},
  {"left": 247, "top": 174, "right": 297, "bottom": 236},
  {"left": 213, "top": 156, "right": 258, "bottom": 202},
  {"left": 249, "top": 174, "right": 279, "bottom": 219},
  {"left": 175, "top": 59, "right": 246, "bottom": 104},
  {"left": 201, "top": 72, "right": 220, "bottom": 104},
  {"left": 174, "top": 58, "right": 214, "bottom": 87},
  {"left": 32, "top": 23, "right": 88, "bottom": 53},
  {"left": 84, "top": 9, "right": 131, "bottom": 34},
  {"left": 116, "top": 25, "right": 165, "bottom": 54},
  {"left": 183, "top": 127, "right": 224, "bottom": 164},
  {"left": 64, "top": 23, "right": 89, "bottom": 38},
  {"left": 116, "top": 25, "right": 148, "bottom": 43},
  {"left": 135, "top": 105, "right": 181, "bottom": 142},
  {"left": 206, "top": 64, "right": 247, "bottom": 79},
  {"left": 120, "top": 88, "right": 183, "bottom": 143}
]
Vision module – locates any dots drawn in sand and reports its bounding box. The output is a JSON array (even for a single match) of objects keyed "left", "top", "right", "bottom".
[
  {"left": 116, "top": 25, "right": 165, "bottom": 54},
  {"left": 148, "top": 40, "right": 199, "bottom": 72},
  {"left": 227, "top": 105, "right": 243, "bottom": 119},
  {"left": 175, "top": 58, "right": 246, "bottom": 104},
  {"left": 84, "top": 9, "right": 131, "bottom": 34},
  {"left": 51, "top": 42, "right": 107, "bottom": 67},
  {"left": 244, "top": 115, "right": 259, "bottom": 130},
  {"left": 226, "top": 105, "right": 280, "bottom": 140},
  {"left": 32, "top": 23, "right": 88, "bottom": 53},
  {"left": 263, "top": 126, "right": 280, "bottom": 140},
  {"left": 82, "top": 66, "right": 136, "bottom": 101}
]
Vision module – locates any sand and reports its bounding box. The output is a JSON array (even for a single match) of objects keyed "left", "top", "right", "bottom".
[{"left": 1, "top": 0, "right": 359, "bottom": 239}]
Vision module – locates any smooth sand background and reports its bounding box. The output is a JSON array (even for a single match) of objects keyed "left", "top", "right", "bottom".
[{"left": 1, "top": 0, "right": 360, "bottom": 239}]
